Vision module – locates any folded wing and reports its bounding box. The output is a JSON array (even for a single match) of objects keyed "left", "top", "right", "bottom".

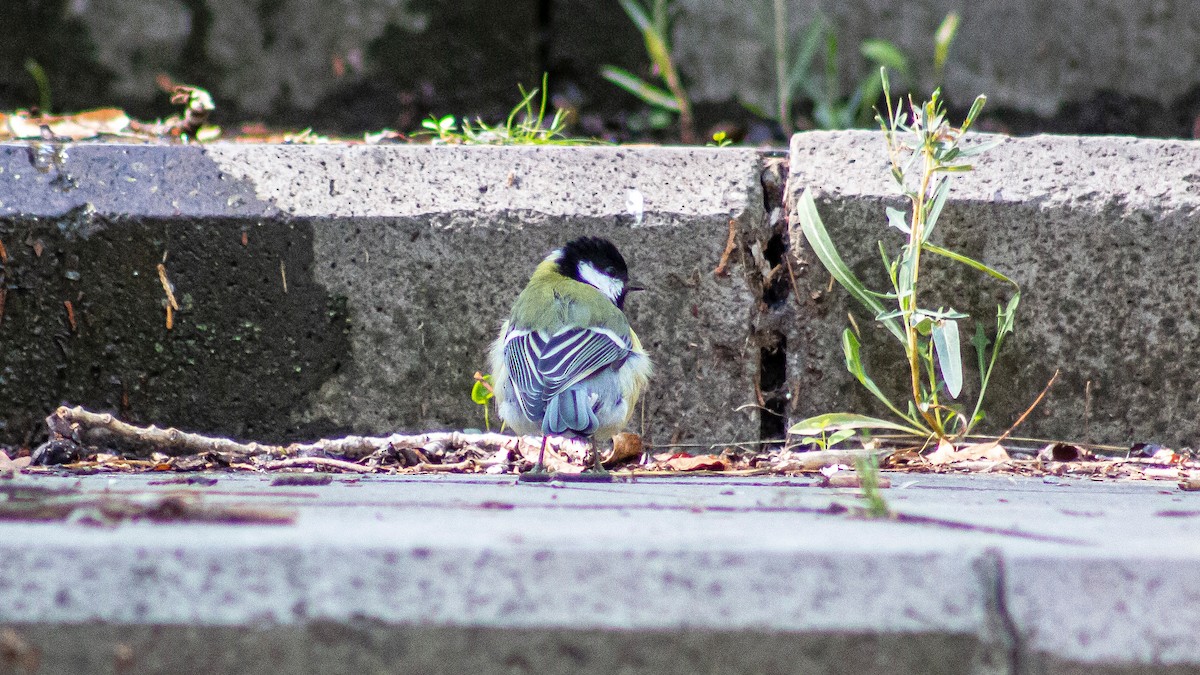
[{"left": 504, "top": 325, "right": 631, "bottom": 426}]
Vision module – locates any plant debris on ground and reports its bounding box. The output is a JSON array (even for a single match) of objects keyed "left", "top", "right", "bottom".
[{"left": 3, "top": 406, "right": 1196, "bottom": 491}]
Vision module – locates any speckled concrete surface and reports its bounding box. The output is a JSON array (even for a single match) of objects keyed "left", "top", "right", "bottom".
[
  {"left": 1, "top": 472, "right": 1199, "bottom": 674},
  {"left": 786, "top": 131, "right": 1200, "bottom": 447},
  {"left": 0, "top": 144, "right": 766, "bottom": 448}
]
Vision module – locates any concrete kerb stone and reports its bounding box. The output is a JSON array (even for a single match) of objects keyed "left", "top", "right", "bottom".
[
  {"left": 0, "top": 143, "right": 766, "bottom": 447},
  {"left": 784, "top": 130, "right": 1200, "bottom": 447}
]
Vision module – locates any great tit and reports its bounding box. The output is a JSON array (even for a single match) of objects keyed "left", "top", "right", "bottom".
[{"left": 489, "top": 237, "right": 652, "bottom": 478}]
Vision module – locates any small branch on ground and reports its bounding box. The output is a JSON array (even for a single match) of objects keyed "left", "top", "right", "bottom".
[
  {"left": 996, "top": 369, "right": 1060, "bottom": 443},
  {"left": 259, "top": 457, "right": 377, "bottom": 473},
  {"left": 37, "top": 406, "right": 560, "bottom": 474},
  {"left": 775, "top": 448, "right": 896, "bottom": 472}
]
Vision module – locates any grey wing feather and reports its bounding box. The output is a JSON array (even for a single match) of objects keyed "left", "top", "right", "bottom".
[{"left": 504, "top": 326, "right": 630, "bottom": 423}]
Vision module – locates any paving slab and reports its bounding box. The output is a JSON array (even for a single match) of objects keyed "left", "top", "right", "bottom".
[{"left": 1, "top": 471, "right": 1198, "bottom": 674}]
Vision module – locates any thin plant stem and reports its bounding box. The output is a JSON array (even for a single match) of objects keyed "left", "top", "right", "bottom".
[{"left": 773, "top": 0, "right": 790, "bottom": 131}]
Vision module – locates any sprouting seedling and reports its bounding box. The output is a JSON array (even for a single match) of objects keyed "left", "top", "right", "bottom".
[
  {"left": 471, "top": 372, "right": 495, "bottom": 432},
  {"left": 419, "top": 74, "right": 593, "bottom": 146},
  {"left": 706, "top": 131, "right": 732, "bottom": 147},
  {"left": 854, "top": 455, "right": 890, "bottom": 518},
  {"left": 421, "top": 115, "right": 457, "bottom": 141},
  {"left": 24, "top": 58, "right": 51, "bottom": 114}
]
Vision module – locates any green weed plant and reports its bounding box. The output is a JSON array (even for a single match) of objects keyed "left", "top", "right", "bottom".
[
  {"left": 760, "top": 9, "right": 959, "bottom": 132},
  {"left": 421, "top": 74, "right": 589, "bottom": 146},
  {"left": 601, "top": 0, "right": 697, "bottom": 143},
  {"left": 792, "top": 69, "right": 1016, "bottom": 444}
]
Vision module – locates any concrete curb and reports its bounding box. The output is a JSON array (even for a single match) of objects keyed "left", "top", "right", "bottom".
[
  {"left": 0, "top": 143, "right": 766, "bottom": 447},
  {"left": 784, "top": 131, "right": 1200, "bottom": 447},
  {"left": 3, "top": 133, "right": 1200, "bottom": 449}
]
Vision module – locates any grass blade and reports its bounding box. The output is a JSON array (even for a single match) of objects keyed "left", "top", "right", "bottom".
[
  {"left": 600, "top": 66, "right": 680, "bottom": 111},
  {"left": 787, "top": 18, "right": 825, "bottom": 91},
  {"left": 933, "top": 12, "right": 959, "bottom": 80},
  {"left": 617, "top": 0, "right": 652, "bottom": 32},
  {"left": 860, "top": 39, "right": 909, "bottom": 79}
]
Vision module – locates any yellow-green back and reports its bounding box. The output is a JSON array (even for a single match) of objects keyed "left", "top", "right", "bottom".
[{"left": 508, "top": 260, "right": 632, "bottom": 337}]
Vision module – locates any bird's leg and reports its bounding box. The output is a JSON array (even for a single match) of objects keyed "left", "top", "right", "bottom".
[
  {"left": 557, "top": 438, "right": 612, "bottom": 482},
  {"left": 583, "top": 439, "right": 609, "bottom": 475},
  {"left": 519, "top": 435, "right": 552, "bottom": 482},
  {"left": 535, "top": 435, "right": 548, "bottom": 472}
]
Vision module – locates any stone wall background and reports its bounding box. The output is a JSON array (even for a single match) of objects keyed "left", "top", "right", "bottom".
[{"left": 4, "top": 0, "right": 1200, "bottom": 136}]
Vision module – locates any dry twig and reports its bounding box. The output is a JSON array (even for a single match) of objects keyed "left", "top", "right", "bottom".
[
  {"left": 712, "top": 219, "right": 739, "bottom": 276},
  {"left": 259, "top": 457, "right": 375, "bottom": 473},
  {"left": 996, "top": 369, "right": 1060, "bottom": 443}
]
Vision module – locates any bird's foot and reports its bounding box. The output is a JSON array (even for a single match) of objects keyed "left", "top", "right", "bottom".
[
  {"left": 518, "top": 464, "right": 553, "bottom": 483},
  {"left": 558, "top": 467, "right": 613, "bottom": 483}
]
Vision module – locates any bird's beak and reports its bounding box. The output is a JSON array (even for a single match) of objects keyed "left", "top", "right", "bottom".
[{"left": 627, "top": 280, "right": 647, "bottom": 292}]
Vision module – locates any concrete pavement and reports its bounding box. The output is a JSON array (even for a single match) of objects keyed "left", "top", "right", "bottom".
[{"left": 1, "top": 471, "right": 1197, "bottom": 674}]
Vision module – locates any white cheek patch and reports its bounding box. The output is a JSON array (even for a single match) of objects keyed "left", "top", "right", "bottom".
[{"left": 577, "top": 262, "right": 625, "bottom": 305}]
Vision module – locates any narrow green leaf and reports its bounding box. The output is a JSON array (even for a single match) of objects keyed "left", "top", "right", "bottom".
[
  {"left": 617, "top": 0, "right": 652, "bottom": 33},
  {"left": 971, "top": 321, "right": 990, "bottom": 378},
  {"left": 956, "top": 137, "right": 1005, "bottom": 157},
  {"left": 615, "top": 0, "right": 676, "bottom": 93},
  {"left": 931, "top": 319, "right": 963, "bottom": 398},
  {"left": 794, "top": 189, "right": 904, "bottom": 342},
  {"left": 507, "top": 85, "right": 539, "bottom": 130},
  {"left": 921, "top": 243, "right": 1020, "bottom": 290},
  {"left": 962, "top": 94, "right": 987, "bottom": 133},
  {"left": 923, "top": 177, "right": 951, "bottom": 242},
  {"left": 842, "top": 329, "right": 922, "bottom": 425},
  {"left": 600, "top": 66, "right": 681, "bottom": 111},
  {"left": 933, "top": 12, "right": 960, "bottom": 76},
  {"left": 789, "top": 412, "right": 925, "bottom": 436},
  {"left": 651, "top": 0, "right": 669, "bottom": 34},
  {"left": 787, "top": 18, "right": 825, "bottom": 91},
  {"left": 897, "top": 245, "right": 915, "bottom": 310},
  {"left": 860, "top": 39, "right": 910, "bottom": 78},
  {"left": 642, "top": 28, "right": 674, "bottom": 78}
]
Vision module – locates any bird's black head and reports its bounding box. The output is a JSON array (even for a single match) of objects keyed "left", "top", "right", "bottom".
[{"left": 554, "top": 237, "right": 634, "bottom": 309}]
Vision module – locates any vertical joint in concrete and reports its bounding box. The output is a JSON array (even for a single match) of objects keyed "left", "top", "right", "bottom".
[
  {"left": 977, "top": 547, "right": 1025, "bottom": 675},
  {"left": 756, "top": 156, "right": 792, "bottom": 445}
]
